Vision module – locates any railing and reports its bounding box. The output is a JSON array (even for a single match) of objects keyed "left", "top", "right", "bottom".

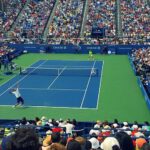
[
  {"left": 0, "top": 36, "right": 149, "bottom": 45},
  {"left": 0, "top": 123, "right": 150, "bottom": 138}
]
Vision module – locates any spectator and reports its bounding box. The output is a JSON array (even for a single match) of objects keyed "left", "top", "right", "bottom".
[
  {"left": 141, "top": 143, "right": 150, "bottom": 150},
  {"left": 94, "top": 120, "right": 102, "bottom": 129},
  {"left": 67, "top": 140, "right": 81, "bottom": 150},
  {"left": 64, "top": 120, "right": 74, "bottom": 134},
  {"left": 52, "top": 121, "right": 63, "bottom": 133},
  {"left": 89, "top": 137, "right": 100, "bottom": 149},
  {"left": 42, "top": 130, "right": 52, "bottom": 148},
  {"left": 142, "top": 122, "right": 150, "bottom": 131},
  {"left": 100, "top": 137, "right": 120, "bottom": 150},
  {"left": 115, "top": 132, "right": 134, "bottom": 150},
  {"left": 5, "top": 127, "right": 41, "bottom": 150},
  {"left": 136, "top": 138, "right": 147, "bottom": 149},
  {"left": 51, "top": 132, "right": 61, "bottom": 143},
  {"left": 49, "top": 143, "right": 66, "bottom": 150}
]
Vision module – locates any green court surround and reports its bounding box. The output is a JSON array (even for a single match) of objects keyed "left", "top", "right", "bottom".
[{"left": 0, "top": 54, "right": 149, "bottom": 122}]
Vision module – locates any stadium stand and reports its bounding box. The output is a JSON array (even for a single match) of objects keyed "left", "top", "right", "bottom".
[
  {"left": 130, "top": 47, "right": 150, "bottom": 98},
  {"left": 47, "top": 0, "right": 84, "bottom": 38},
  {"left": 9, "top": 0, "right": 56, "bottom": 44},
  {"left": 0, "top": 0, "right": 150, "bottom": 149},
  {"left": 0, "top": 118, "right": 150, "bottom": 150},
  {"left": 120, "top": 0, "right": 150, "bottom": 38},
  {"left": 0, "top": 0, "right": 149, "bottom": 44},
  {"left": 0, "top": 44, "right": 16, "bottom": 56},
  {"left": 0, "top": 0, "right": 26, "bottom": 42},
  {"left": 0, "top": 0, "right": 26, "bottom": 31},
  {"left": 84, "top": 0, "right": 116, "bottom": 38}
]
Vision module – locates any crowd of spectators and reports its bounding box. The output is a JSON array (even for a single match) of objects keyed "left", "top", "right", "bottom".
[
  {"left": 84, "top": 0, "right": 116, "bottom": 38},
  {"left": 120, "top": 0, "right": 150, "bottom": 38},
  {"left": 8, "top": 0, "right": 56, "bottom": 44},
  {"left": 0, "top": 44, "right": 15, "bottom": 57},
  {"left": 0, "top": 117, "right": 150, "bottom": 150},
  {"left": 0, "top": 44, "right": 17, "bottom": 73},
  {"left": 0, "top": 0, "right": 149, "bottom": 44},
  {"left": 130, "top": 47, "right": 150, "bottom": 97},
  {"left": 0, "top": 0, "right": 26, "bottom": 42},
  {"left": 47, "top": 0, "right": 84, "bottom": 39},
  {"left": 47, "top": 37, "right": 150, "bottom": 45}
]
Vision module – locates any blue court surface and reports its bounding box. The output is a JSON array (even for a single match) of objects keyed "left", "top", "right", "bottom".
[{"left": 0, "top": 60, "right": 103, "bottom": 109}]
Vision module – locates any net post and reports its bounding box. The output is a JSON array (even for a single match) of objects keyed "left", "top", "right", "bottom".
[{"left": 19, "top": 67, "right": 22, "bottom": 74}]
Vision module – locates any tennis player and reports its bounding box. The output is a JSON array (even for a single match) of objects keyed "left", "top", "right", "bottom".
[
  {"left": 88, "top": 50, "right": 94, "bottom": 60},
  {"left": 10, "top": 84, "right": 24, "bottom": 107}
]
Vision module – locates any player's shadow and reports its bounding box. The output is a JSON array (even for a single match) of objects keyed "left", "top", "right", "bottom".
[
  {"left": 14, "top": 106, "right": 29, "bottom": 109},
  {"left": 21, "top": 106, "right": 29, "bottom": 109}
]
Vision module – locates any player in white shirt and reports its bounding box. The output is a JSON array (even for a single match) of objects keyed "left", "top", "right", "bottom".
[{"left": 10, "top": 84, "right": 24, "bottom": 107}]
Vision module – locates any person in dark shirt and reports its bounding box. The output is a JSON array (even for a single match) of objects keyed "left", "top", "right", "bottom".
[{"left": 102, "top": 46, "right": 108, "bottom": 54}]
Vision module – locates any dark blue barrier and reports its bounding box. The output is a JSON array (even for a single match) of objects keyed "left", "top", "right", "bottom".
[
  {"left": 7, "top": 44, "right": 149, "bottom": 54},
  {"left": 115, "top": 45, "right": 150, "bottom": 54},
  {"left": 10, "top": 49, "right": 23, "bottom": 58},
  {"left": 137, "top": 77, "right": 150, "bottom": 110},
  {"left": 129, "top": 54, "right": 150, "bottom": 111},
  {"left": 128, "top": 54, "right": 136, "bottom": 75}
]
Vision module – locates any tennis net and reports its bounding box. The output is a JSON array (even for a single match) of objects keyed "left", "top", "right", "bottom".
[{"left": 19, "top": 66, "right": 99, "bottom": 77}]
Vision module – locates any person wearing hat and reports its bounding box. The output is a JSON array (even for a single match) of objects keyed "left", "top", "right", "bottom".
[
  {"left": 136, "top": 138, "right": 147, "bottom": 149},
  {"left": 100, "top": 137, "right": 120, "bottom": 150},
  {"left": 122, "top": 122, "right": 130, "bottom": 130},
  {"left": 42, "top": 135, "right": 52, "bottom": 150},
  {"left": 41, "top": 116, "right": 47, "bottom": 126},
  {"left": 89, "top": 137, "right": 100, "bottom": 149},
  {"left": 94, "top": 120, "right": 102, "bottom": 129}
]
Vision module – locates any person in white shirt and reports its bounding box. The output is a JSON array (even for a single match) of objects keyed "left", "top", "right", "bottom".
[
  {"left": 65, "top": 120, "right": 74, "bottom": 134},
  {"left": 10, "top": 84, "right": 24, "bottom": 107}
]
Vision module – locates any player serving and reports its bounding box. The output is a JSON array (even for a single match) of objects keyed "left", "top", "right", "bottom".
[{"left": 10, "top": 84, "right": 24, "bottom": 108}]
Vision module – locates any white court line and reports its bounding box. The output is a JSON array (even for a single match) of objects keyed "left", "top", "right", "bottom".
[
  {"left": 47, "top": 66, "right": 67, "bottom": 89},
  {"left": 96, "top": 61, "right": 104, "bottom": 110},
  {"left": 41, "top": 64, "right": 97, "bottom": 68},
  {"left": 0, "top": 60, "right": 47, "bottom": 97},
  {"left": 19, "top": 88, "right": 85, "bottom": 92},
  {"left": 20, "top": 66, "right": 95, "bottom": 70},
  {"left": 80, "top": 61, "right": 96, "bottom": 108},
  {"left": 0, "top": 105, "right": 97, "bottom": 110},
  {"left": 0, "top": 60, "right": 42, "bottom": 88}
]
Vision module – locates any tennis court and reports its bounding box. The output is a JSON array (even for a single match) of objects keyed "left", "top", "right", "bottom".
[
  {"left": 0, "top": 60, "right": 103, "bottom": 109},
  {"left": 0, "top": 54, "right": 149, "bottom": 122}
]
